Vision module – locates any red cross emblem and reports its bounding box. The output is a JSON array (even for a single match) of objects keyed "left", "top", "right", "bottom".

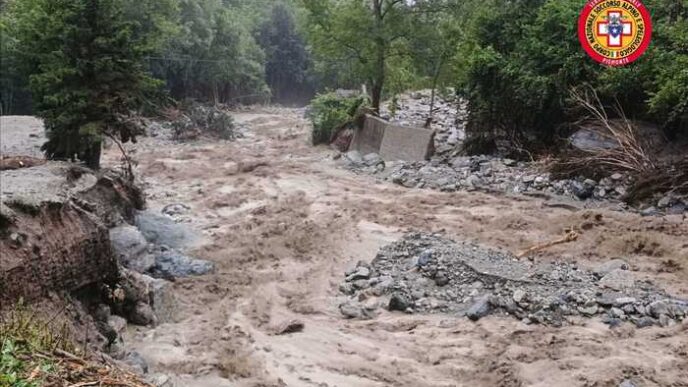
[{"left": 597, "top": 11, "right": 633, "bottom": 47}]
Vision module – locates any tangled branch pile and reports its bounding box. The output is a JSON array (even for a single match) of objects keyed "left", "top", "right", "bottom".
[
  {"left": 551, "top": 87, "right": 687, "bottom": 205},
  {"left": 171, "top": 102, "right": 236, "bottom": 141}
]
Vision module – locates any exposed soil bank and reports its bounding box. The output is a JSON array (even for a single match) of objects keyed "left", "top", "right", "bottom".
[{"left": 0, "top": 161, "right": 142, "bottom": 305}]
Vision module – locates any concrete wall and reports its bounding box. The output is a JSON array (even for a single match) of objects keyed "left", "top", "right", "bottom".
[
  {"left": 350, "top": 115, "right": 386, "bottom": 156},
  {"left": 379, "top": 122, "right": 434, "bottom": 162},
  {"left": 349, "top": 115, "right": 434, "bottom": 161}
]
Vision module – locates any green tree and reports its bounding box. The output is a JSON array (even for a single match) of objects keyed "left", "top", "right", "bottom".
[
  {"left": 151, "top": 0, "right": 269, "bottom": 104},
  {"left": 303, "top": 0, "right": 414, "bottom": 113},
  {"left": 258, "top": 2, "right": 313, "bottom": 104},
  {"left": 455, "top": 0, "right": 688, "bottom": 150},
  {"left": 10, "top": 0, "right": 160, "bottom": 168}
]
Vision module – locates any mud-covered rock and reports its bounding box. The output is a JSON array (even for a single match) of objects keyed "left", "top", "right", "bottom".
[
  {"left": 151, "top": 249, "right": 214, "bottom": 278},
  {"left": 118, "top": 269, "right": 177, "bottom": 325},
  {"left": 110, "top": 225, "right": 155, "bottom": 273},
  {"left": 135, "top": 210, "right": 199, "bottom": 250}
]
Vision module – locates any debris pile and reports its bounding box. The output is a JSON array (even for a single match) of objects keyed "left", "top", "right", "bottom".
[
  {"left": 380, "top": 90, "right": 467, "bottom": 158},
  {"left": 338, "top": 233, "right": 688, "bottom": 327},
  {"left": 170, "top": 104, "right": 237, "bottom": 141},
  {"left": 340, "top": 151, "right": 688, "bottom": 215}
]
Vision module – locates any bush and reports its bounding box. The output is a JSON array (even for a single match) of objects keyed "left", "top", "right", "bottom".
[
  {"left": 172, "top": 102, "right": 236, "bottom": 141},
  {"left": 307, "top": 92, "right": 369, "bottom": 145}
]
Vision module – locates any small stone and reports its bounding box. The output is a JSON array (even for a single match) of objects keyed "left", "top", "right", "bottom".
[
  {"left": 649, "top": 300, "right": 670, "bottom": 318},
  {"left": 434, "top": 272, "right": 449, "bottom": 287},
  {"left": 658, "top": 314, "right": 672, "bottom": 327},
  {"left": 614, "top": 297, "right": 636, "bottom": 306},
  {"left": 512, "top": 289, "right": 526, "bottom": 304},
  {"left": 578, "top": 305, "right": 598, "bottom": 316},
  {"left": 352, "top": 279, "right": 370, "bottom": 290},
  {"left": 389, "top": 293, "right": 412, "bottom": 312},
  {"left": 347, "top": 266, "right": 371, "bottom": 282},
  {"left": 466, "top": 295, "right": 491, "bottom": 321},
  {"left": 274, "top": 319, "right": 304, "bottom": 335},
  {"left": 129, "top": 302, "right": 156, "bottom": 326},
  {"left": 417, "top": 250, "right": 432, "bottom": 267},
  {"left": 503, "top": 159, "right": 517, "bottom": 167},
  {"left": 641, "top": 206, "right": 659, "bottom": 217},
  {"left": 339, "top": 300, "right": 363, "bottom": 319},
  {"left": 619, "top": 380, "right": 637, "bottom": 387},
  {"left": 599, "top": 269, "right": 635, "bottom": 291},
  {"left": 125, "top": 351, "right": 149, "bottom": 374},
  {"left": 345, "top": 150, "right": 363, "bottom": 164},
  {"left": 657, "top": 195, "right": 674, "bottom": 208},
  {"left": 615, "top": 186, "right": 627, "bottom": 196},
  {"left": 611, "top": 173, "right": 623, "bottom": 181},
  {"left": 633, "top": 316, "right": 656, "bottom": 328},
  {"left": 151, "top": 250, "right": 214, "bottom": 278},
  {"left": 362, "top": 153, "right": 384, "bottom": 166},
  {"left": 610, "top": 307, "right": 625, "bottom": 319}
]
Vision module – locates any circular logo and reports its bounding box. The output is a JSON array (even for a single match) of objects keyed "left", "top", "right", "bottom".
[{"left": 578, "top": 0, "right": 652, "bottom": 66}]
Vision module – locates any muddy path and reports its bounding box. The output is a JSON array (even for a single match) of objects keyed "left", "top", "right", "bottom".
[{"left": 103, "top": 108, "right": 688, "bottom": 387}]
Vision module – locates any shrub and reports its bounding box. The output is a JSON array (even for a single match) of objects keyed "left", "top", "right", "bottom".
[
  {"left": 307, "top": 92, "right": 369, "bottom": 145},
  {"left": 172, "top": 102, "right": 236, "bottom": 141}
]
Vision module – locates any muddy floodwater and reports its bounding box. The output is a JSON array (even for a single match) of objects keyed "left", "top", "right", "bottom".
[{"left": 87, "top": 108, "right": 688, "bottom": 386}]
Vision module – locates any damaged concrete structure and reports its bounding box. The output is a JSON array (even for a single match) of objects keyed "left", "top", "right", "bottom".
[{"left": 349, "top": 115, "right": 434, "bottom": 161}]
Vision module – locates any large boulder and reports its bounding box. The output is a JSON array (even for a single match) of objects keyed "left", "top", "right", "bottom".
[
  {"left": 135, "top": 210, "right": 199, "bottom": 250},
  {"left": 109, "top": 225, "right": 155, "bottom": 273},
  {"left": 117, "top": 269, "right": 177, "bottom": 325}
]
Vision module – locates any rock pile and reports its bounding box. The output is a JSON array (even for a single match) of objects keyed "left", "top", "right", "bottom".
[
  {"left": 110, "top": 210, "right": 214, "bottom": 280},
  {"left": 338, "top": 233, "right": 688, "bottom": 327},
  {"left": 342, "top": 91, "right": 687, "bottom": 215},
  {"left": 380, "top": 90, "right": 467, "bottom": 159},
  {"left": 340, "top": 152, "right": 688, "bottom": 215}
]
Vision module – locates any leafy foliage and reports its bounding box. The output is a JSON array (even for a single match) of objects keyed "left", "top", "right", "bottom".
[
  {"left": 303, "top": 0, "right": 417, "bottom": 111},
  {"left": 0, "top": 303, "right": 72, "bottom": 387},
  {"left": 150, "top": 0, "right": 270, "bottom": 104},
  {"left": 456, "top": 0, "right": 688, "bottom": 151},
  {"left": 307, "top": 92, "right": 369, "bottom": 145}
]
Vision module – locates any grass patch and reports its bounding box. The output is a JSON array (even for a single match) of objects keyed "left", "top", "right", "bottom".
[
  {"left": 0, "top": 302, "right": 72, "bottom": 387},
  {"left": 0, "top": 302, "right": 152, "bottom": 387}
]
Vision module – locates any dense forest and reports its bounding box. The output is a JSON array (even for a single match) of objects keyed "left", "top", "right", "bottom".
[{"left": 1, "top": 0, "right": 686, "bottom": 160}]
